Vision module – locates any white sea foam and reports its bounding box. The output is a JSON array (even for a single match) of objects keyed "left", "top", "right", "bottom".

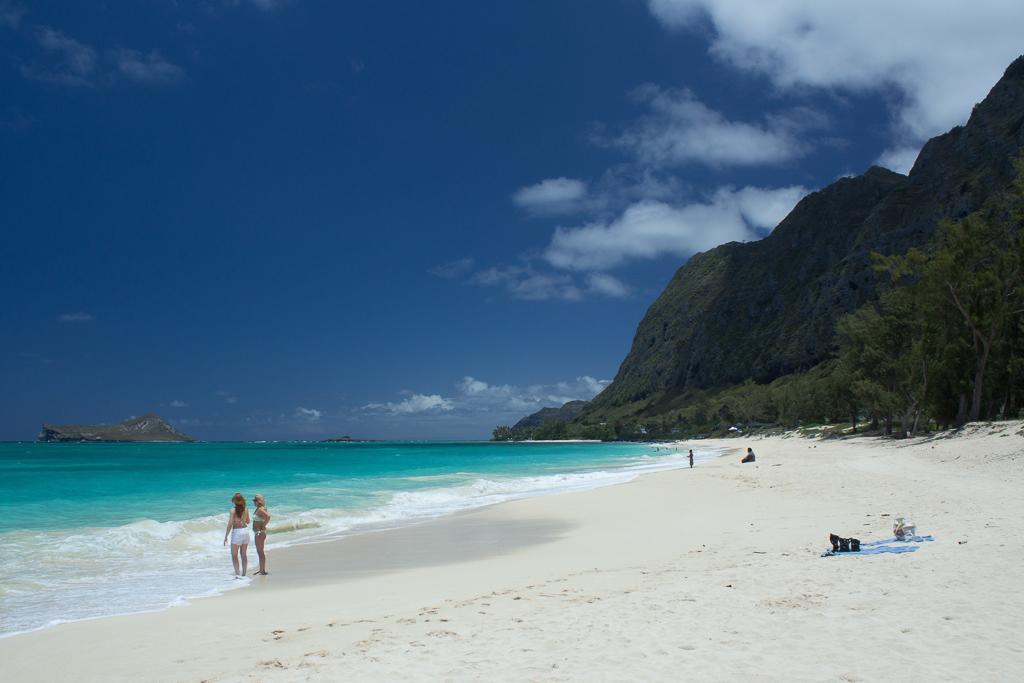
[{"left": 0, "top": 445, "right": 722, "bottom": 637}]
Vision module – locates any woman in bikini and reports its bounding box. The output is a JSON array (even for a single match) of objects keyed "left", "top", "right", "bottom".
[
  {"left": 252, "top": 493, "right": 271, "bottom": 575},
  {"left": 223, "top": 492, "right": 250, "bottom": 577}
]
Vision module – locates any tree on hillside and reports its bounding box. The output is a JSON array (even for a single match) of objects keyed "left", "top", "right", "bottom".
[
  {"left": 534, "top": 418, "right": 568, "bottom": 440},
  {"left": 492, "top": 425, "right": 515, "bottom": 441},
  {"left": 928, "top": 211, "right": 1024, "bottom": 423},
  {"left": 833, "top": 161, "right": 1024, "bottom": 431}
]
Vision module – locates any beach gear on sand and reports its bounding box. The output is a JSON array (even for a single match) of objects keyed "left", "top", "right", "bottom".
[
  {"left": 822, "top": 534, "right": 933, "bottom": 557},
  {"left": 893, "top": 517, "right": 916, "bottom": 540},
  {"left": 828, "top": 534, "right": 861, "bottom": 553}
]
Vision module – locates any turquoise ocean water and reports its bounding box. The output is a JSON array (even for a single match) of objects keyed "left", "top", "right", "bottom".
[{"left": 0, "top": 440, "right": 715, "bottom": 636}]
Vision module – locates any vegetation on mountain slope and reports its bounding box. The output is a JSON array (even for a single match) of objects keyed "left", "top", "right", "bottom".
[{"left": 497, "top": 57, "right": 1024, "bottom": 441}]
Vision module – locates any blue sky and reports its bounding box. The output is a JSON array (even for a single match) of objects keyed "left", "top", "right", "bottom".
[{"left": 2, "top": 1, "right": 1022, "bottom": 440}]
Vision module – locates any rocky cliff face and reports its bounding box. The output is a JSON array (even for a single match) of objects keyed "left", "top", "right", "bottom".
[
  {"left": 38, "top": 413, "right": 195, "bottom": 442},
  {"left": 586, "top": 55, "right": 1024, "bottom": 418}
]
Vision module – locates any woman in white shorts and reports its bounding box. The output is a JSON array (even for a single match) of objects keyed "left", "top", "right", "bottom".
[{"left": 223, "top": 492, "right": 251, "bottom": 577}]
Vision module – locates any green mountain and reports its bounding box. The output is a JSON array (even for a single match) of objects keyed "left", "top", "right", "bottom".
[
  {"left": 582, "top": 55, "right": 1024, "bottom": 424},
  {"left": 513, "top": 400, "right": 589, "bottom": 430},
  {"left": 38, "top": 413, "right": 194, "bottom": 442}
]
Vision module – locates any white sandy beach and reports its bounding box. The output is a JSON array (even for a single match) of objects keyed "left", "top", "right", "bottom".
[{"left": 2, "top": 424, "right": 1022, "bottom": 682}]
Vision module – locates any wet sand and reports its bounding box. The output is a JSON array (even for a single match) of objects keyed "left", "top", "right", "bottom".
[{"left": 2, "top": 423, "right": 1022, "bottom": 681}]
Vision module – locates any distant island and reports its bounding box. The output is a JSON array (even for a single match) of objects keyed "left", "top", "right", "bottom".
[
  {"left": 37, "top": 413, "right": 194, "bottom": 443},
  {"left": 323, "top": 436, "right": 380, "bottom": 442}
]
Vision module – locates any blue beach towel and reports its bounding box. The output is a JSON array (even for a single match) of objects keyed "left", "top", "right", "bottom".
[{"left": 822, "top": 535, "right": 934, "bottom": 557}]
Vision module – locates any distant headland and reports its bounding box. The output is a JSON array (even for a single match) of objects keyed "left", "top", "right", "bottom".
[
  {"left": 322, "top": 436, "right": 380, "bottom": 443},
  {"left": 37, "top": 413, "right": 194, "bottom": 443}
]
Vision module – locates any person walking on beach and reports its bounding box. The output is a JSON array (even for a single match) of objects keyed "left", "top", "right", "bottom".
[
  {"left": 223, "top": 492, "right": 251, "bottom": 577},
  {"left": 688, "top": 449, "right": 694, "bottom": 468},
  {"left": 252, "top": 493, "right": 271, "bottom": 576}
]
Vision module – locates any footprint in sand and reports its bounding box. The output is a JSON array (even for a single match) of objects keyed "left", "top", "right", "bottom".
[{"left": 259, "top": 659, "right": 287, "bottom": 669}]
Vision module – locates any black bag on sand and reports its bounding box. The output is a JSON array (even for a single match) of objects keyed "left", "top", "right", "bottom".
[{"left": 829, "top": 534, "right": 861, "bottom": 552}]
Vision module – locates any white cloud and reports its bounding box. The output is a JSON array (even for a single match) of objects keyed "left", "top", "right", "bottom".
[
  {"left": 216, "top": 390, "right": 239, "bottom": 405},
  {"left": 647, "top": 0, "right": 1024, "bottom": 160},
  {"left": 452, "top": 375, "right": 612, "bottom": 415},
  {"left": 607, "top": 85, "right": 808, "bottom": 167},
  {"left": 361, "top": 376, "right": 611, "bottom": 423},
  {"left": 585, "top": 273, "right": 630, "bottom": 298},
  {"left": 471, "top": 265, "right": 583, "bottom": 301},
  {"left": 544, "top": 185, "right": 808, "bottom": 271},
  {"left": 0, "top": 1, "right": 25, "bottom": 29},
  {"left": 247, "top": 0, "right": 284, "bottom": 9},
  {"left": 363, "top": 394, "right": 454, "bottom": 415},
  {"left": 512, "top": 177, "right": 591, "bottom": 215},
  {"left": 294, "top": 406, "right": 322, "bottom": 422},
  {"left": 170, "top": 400, "right": 188, "bottom": 408},
  {"left": 729, "top": 185, "right": 811, "bottom": 228},
  {"left": 24, "top": 28, "right": 97, "bottom": 86},
  {"left": 58, "top": 311, "right": 94, "bottom": 322},
  {"left": 429, "top": 257, "right": 475, "bottom": 279},
  {"left": 23, "top": 27, "right": 184, "bottom": 87},
  {"left": 470, "top": 264, "right": 634, "bottom": 301},
  {"left": 112, "top": 49, "right": 185, "bottom": 85},
  {"left": 576, "top": 376, "right": 611, "bottom": 396},
  {"left": 596, "top": 166, "right": 686, "bottom": 204},
  {"left": 459, "top": 377, "right": 490, "bottom": 395},
  {"left": 0, "top": 106, "right": 32, "bottom": 131},
  {"left": 875, "top": 146, "right": 919, "bottom": 175}
]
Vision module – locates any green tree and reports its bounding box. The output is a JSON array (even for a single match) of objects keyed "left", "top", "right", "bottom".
[
  {"left": 534, "top": 418, "right": 569, "bottom": 440},
  {"left": 491, "top": 425, "right": 515, "bottom": 441},
  {"left": 927, "top": 212, "right": 1024, "bottom": 423}
]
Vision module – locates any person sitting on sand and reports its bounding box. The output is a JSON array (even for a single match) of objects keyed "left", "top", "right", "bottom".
[
  {"left": 741, "top": 447, "right": 756, "bottom": 464},
  {"left": 252, "top": 493, "right": 271, "bottom": 576},
  {"left": 223, "top": 492, "right": 251, "bottom": 577}
]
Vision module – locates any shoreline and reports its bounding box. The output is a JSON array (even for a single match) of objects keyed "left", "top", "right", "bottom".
[
  {"left": 1, "top": 425, "right": 1021, "bottom": 681},
  {"left": 0, "top": 440, "right": 718, "bottom": 640},
  {"left": 248, "top": 438, "right": 722, "bottom": 591}
]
